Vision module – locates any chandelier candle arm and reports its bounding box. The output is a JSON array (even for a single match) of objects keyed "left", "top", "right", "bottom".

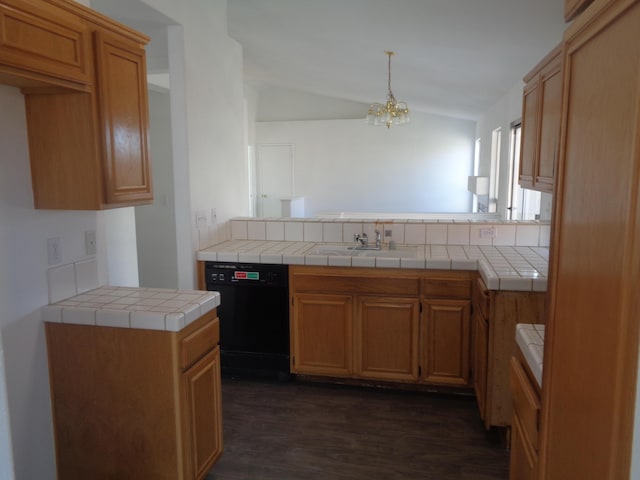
[{"left": 366, "top": 51, "right": 410, "bottom": 129}]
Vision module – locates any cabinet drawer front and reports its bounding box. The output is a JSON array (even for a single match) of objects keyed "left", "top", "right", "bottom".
[
  {"left": 0, "top": 1, "right": 90, "bottom": 85},
  {"left": 181, "top": 315, "right": 219, "bottom": 370},
  {"left": 295, "top": 274, "right": 420, "bottom": 296},
  {"left": 423, "top": 277, "right": 471, "bottom": 299},
  {"left": 510, "top": 356, "right": 540, "bottom": 448}
]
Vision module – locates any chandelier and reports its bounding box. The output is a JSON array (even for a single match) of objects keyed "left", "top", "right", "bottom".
[{"left": 366, "top": 51, "right": 410, "bottom": 128}]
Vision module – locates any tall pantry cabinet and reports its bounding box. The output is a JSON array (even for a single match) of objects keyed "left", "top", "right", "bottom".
[{"left": 539, "top": 0, "right": 640, "bottom": 478}]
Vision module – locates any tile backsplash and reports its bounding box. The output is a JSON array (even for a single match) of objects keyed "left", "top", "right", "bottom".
[
  {"left": 228, "top": 218, "right": 551, "bottom": 248},
  {"left": 47, "top": 257, "right": 100, "bottom": 303}
]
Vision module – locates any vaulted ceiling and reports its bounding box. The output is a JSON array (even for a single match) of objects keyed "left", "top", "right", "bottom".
[{"left": 228, "top": 0, "right": 566, "bottom": 119}]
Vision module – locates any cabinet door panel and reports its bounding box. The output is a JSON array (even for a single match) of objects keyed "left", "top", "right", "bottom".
[
  {"left": 510, "top": 414, "right": 537, "bottom": 480},
  {"left": 0, "top": 0, "right": 90, "bottom": 86},
  {"left": 519, "top": 82, "right": 539, "bottom": 189},
  {"left": 184, "top": 346, "right": 223, "bottom": 480},
  {"left": 473, "top": 309, "right": 489, "bottom": 419},
  {"left": 355, "top": 296, "right": 419, "bottom": 382},
  {"left": 291, "top": 294, "right": 353, "bottom": 376},
  {"left": 422, "top": 299, "right": 471, "bottom": 386},
  {"left": 94, "top": 30, "right": 152, "bottom": 204},
  {"left": 535, "top": 64, "right": 562, "bottom": 189}
]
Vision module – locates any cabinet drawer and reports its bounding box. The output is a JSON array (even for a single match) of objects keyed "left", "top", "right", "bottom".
[
  {"left": 422, "top": 277, "right": 471, "bottom": 299},
  {"left": 510, "top": 356, "right": 540, "bottom": 449},
  {"left": 180, "top": 313, "right": 219, "bottom": 370},
  {"left": 295, "top": 273, "right": 420, "bottom": 296},
  {"left": 0, "top": 0, "right": 91, "bottom": 86}
]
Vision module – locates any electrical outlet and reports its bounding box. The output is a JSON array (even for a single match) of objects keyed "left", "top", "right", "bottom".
[
  {"left": 85, "top": 230, "right": 97, "bottom": 255},
  {"left": 479, "top": 227, "right": 497, "bottom": 239},
  {"left": 195, "top": 210, "right": 208, "bottom": 229},
  {"left": 384, "top": 229, "right": 392, "bottom": 237},
  {"left": 47, "top": 237, "right": 62, "bottom": 265}
]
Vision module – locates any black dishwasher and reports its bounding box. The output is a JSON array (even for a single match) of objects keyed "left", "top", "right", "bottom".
[{"left": 205, "top": 262, "right": 290, "bottom": 379}]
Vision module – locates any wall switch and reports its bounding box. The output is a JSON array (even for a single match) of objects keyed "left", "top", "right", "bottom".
[
  {"left": 479, "top": 227, "right": 497, "bottom": 239},
  {"left": 85, "top": 230, "right": 97, "bottom": 256},
  {"left": 47, "top": 237, "right": 62, "bottom": 265},
  {"left": 195, "top": 210, "right": 208, "bottom": 229}
]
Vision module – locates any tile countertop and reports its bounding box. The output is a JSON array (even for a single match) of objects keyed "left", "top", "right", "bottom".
[
  {"left": 196, "top": 240, "right": 549, "bottom": 292},
  {"left": 515, "top": 323, "right": 545, "bottom": 387},
  {"left": 42, "top": 286, "right": 221, "bottom": 332}
]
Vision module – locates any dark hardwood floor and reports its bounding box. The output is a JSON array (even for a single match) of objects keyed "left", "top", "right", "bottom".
[{"left": 206, "top": 377, "right": 509, "bottom": 480}]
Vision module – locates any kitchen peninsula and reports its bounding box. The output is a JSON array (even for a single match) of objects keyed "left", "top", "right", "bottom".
[
  {"left": 42, "top": 287, "right": 222, "bottom": 480},
  {"left": 197, "top": 216, "right": 549, "bottom": 429}
]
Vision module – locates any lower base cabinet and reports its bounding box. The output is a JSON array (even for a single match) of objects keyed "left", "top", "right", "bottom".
[
  {"left": 289, "top": 266, "right": 472, "bottom": 388},
  {"left": 422, "top": 299, "right": 471, "bottom": 386},
  {"left": 509, "top": 353, "right": 541, "bottom": 479},
  {"left": 356, "top": 296, "right": 420, "bottom": 382},
  {"left": 472, "top": 277, "right": 545, "bottom": 428},
  {"left": 291, "top": 293, "right": 353, "bottom": 376},
  {"left": 45, "top": 310, "right": 223, "bottom": 480}
]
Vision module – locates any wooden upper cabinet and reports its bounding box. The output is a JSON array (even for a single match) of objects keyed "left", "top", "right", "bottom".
[
  {"left": 0, "top": 0, "right": 153, "bottom": 210},
  {"left": 0, "top": 0, "right": 91, "bottom": 88},
  {"left": 519, "top": 43, "right": 563, "bottom": 194},
  {"left": 564, "top": 0, "right": 596, "bottom": 21},
  {"left": 94, "top": 29, "right": 152, "bottom": 206}
]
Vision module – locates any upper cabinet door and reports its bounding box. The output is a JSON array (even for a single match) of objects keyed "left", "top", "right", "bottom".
[
  {"left": 0, "top": 0, "right": 90, "bottom": 88},
  {"left": 94, "top": 30, "right": 152, "bottom": 205},
  {"left": 519, "top": 44, "right": 562, "bottom": 194},
  {"left": 534, "top": 56, "right": 562, "bottom": 191}
]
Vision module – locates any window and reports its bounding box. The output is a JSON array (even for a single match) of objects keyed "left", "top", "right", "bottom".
[
  {"left": 506, "top": 121, "right": 541, "bottom": 220},
  {"left": 489, "top": 127, "right": 501, "bottom": 213}
]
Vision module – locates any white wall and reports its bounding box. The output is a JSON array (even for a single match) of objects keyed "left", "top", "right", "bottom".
[
  {"left": 137, "top": 0, "right": 247, "bottom": 278},
  {"left": 135, "top": 89, "right": 179, "bottom": 288},
  {"left": 256, "top": 112, "right": 476, "bottom": 216},
  {"left": 0, "top": 83, "right": 114, "bottom": 478}
]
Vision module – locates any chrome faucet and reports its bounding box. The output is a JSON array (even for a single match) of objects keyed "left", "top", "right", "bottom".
[{"left": 354, "top": 233, "right": 368, "bottom": 247}]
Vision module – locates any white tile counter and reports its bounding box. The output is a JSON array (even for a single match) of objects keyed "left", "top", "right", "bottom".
[
  {"left": 42, "top": 286, "right": 220, "bottom": 332},
  {"left": 515, "top": 323, "right": 545, "bottom": 387},
  {"left": 196, "top": 240, "right": 549, "bottom": 292}
]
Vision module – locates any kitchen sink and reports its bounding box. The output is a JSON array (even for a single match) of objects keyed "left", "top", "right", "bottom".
[
  {"left": 355, "top": 246, "right": 418, "bottom": 258},
  {"left": 308, "top": 244, "right": 419, "bottom": 258}
]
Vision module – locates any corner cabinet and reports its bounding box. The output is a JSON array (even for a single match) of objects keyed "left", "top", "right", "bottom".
[
  {"left": 519, "top": 43, "right": 562, "bottom": 194},
  {"left": 289, "top": 266, "right": 472, "bottom": 389},
  {"left": 46, "top": 310, "right": 223, "bottom": 480},
  {"left": 472, "top": 277, "right": 545, "bottom": 429},
  {"left": 0, "top": 0, "right": 153, "bottom": 210}
]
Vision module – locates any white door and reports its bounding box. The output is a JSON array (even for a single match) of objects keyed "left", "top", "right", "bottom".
[{"left": 256, "top": 144, "right": 294, "bottom": 217}]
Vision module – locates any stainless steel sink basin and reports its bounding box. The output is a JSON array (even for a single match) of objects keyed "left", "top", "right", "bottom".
[
  {"left": 308, "top": 245, "right": 354, "bottom": 256},
  {"left": 308, "top": 244, "right": 419, "bottom": 258},
  {"left": 354, "top": 246, "right": 418, "bottom": 258}
]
